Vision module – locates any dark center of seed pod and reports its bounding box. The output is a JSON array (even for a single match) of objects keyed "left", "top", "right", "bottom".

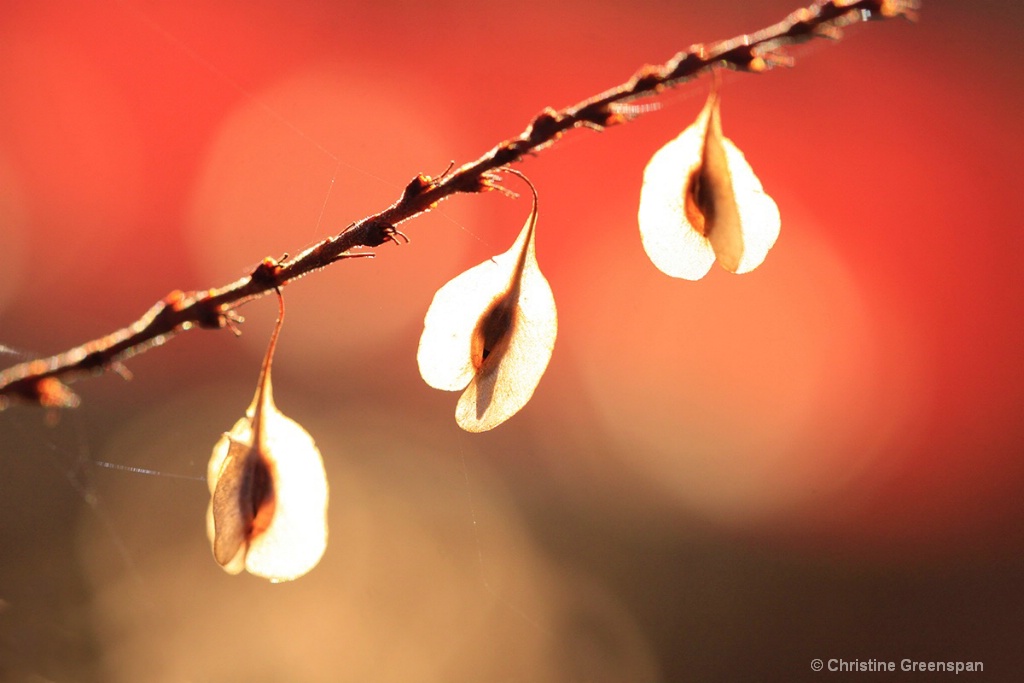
[
  {"left": 246, "top": 455, "right": 276, "bottom": 537},
  {"left": 471, "top": 295, "right": 515, "bottom": 369},
  {"left": 684, "top": 167, "right": 713, "bottom": 236}
]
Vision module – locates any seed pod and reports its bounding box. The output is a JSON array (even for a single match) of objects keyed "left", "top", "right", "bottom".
[
  {"left": 206, "top": 292, "right": 328, "bottom": 582},
  {"left": 638, "top": 86, "right": 780, "bottom": 280},
  {"left": 417, "top": 174, "right": 557, "bottom": 432}
]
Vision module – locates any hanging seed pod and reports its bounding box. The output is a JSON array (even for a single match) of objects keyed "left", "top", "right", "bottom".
[
  {"left": 206, "top": 290, "right": 328, "bottom": 582},
  {"left": 417, "top": 172, "right": 557, "bottom": 432},
  {"left": 638, "top": 84, "right": 780, "bottom": 280}
]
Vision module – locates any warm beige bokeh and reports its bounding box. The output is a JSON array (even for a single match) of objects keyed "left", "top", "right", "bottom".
[{"left": 78, "top": 393, "right": 657, "bottom": 682}]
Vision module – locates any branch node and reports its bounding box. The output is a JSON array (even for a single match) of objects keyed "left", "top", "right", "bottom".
[
  {"left": 363, "top": 219, "right": 408, "bottom": 247},
  {"left": 251, "top": 257, "right": 284, "bottom": 287},
  {"left": 813, "top": 22, "right": 846, "bottom": 40},
  {"left": 526, "top": 107, "right": 565, "bottom": 142},
  {"left": 195, "top": 296, "right": 228, "bottom": 330},
  {"left": 666, "top": 50, "right": 709, "bottom": 82},
  {"left": 80, "top": 351, "right": 106, "bottom": 372},
  {"left": 401, "top": 174, "right": 434, "bottom": 204},
  {"left": 475, "top": 170, "right": 504, "bottom": 194},
  {"left": 878, "top": 0, "right": 921, "bottom": 21},
  {"left": 630, "top": 64, "right": 667, "bottom": 94},
  {"left": 162, "top": 289, "right": 187, "bottom": 311},
  {"left": 27, "top": 377, "right": 80, "bottom": 410}
]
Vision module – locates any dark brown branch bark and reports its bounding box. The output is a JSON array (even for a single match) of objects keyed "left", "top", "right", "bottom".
[{"left": 0, "top": 0, "right": 918, "bottom": 409}]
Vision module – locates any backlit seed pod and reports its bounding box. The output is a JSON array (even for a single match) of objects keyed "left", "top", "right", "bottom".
[
  {"left": 206, "top": 292, "right": 328, "bottom": 583},
  {"left": 417, "top": 175, "right": 557, "bottom": 432},
  {"left": 638, "top": 87, "right": 780, "bottom": 280}
]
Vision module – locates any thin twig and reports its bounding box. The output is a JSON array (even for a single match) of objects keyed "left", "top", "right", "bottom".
[{"left": 0, "top": 0, "right": 918, "bottom": 409}]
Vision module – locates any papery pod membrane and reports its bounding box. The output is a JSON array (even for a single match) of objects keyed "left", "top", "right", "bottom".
[
  {"left": 417, "top": 178, "right": 557, "bottom": 432},
  {"left": 206, "top": 293, "right": 328, "bottom": 582},
  {"left": 638, "top": 88, "right": 780, "bottom": 280}
]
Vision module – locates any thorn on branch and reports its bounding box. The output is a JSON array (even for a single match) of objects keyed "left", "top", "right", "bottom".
[
  {"left": 435, "top": 160, "right": 456, "bottom": 181},
  {"left": 223, "top": 309, "right": 245, "bottom": 337},
  {"left": 751, "top": 47, "right": 796, "bottom": 70},
  {"left": 326, "top": 250, "right": 375, "bottom": 267},
  {"left": 813, "top": 22, "right": 845, "bottom": 40},
  {"left": 111, "top": 362, "right": 133, "bottom": 381}
]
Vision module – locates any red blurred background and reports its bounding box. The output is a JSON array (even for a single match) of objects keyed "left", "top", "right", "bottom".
[{"left": 1, "top": 0, "right": 1021, "bottom": 680}]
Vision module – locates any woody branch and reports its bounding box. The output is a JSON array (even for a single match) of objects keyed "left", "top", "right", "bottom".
[{"left": 0, "top": 0, "right": 918, "bottom": 409}]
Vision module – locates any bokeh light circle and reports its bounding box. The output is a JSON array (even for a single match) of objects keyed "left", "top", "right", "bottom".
[
  {"left": 572, "top": 208, "right": 925, "bottom": 527},
  {"left": 185, "top": 65, "right": 475, "bottom": 373}
]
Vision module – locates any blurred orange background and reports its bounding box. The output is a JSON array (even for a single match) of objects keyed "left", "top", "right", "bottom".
[{"left": 1, "top": 0, "right": 1022, "bottom": 680}]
